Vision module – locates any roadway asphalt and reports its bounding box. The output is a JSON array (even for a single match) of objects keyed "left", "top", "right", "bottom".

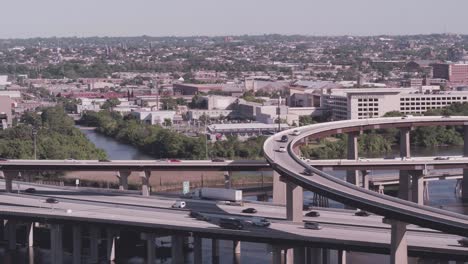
[
  {"left": 263, "top": 116, "right": 468, "bottom": 236},
  {"left": 0, "top": 181, "right": 466, "bottom": 258}
]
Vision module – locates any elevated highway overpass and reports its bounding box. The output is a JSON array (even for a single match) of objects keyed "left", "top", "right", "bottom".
[
  {"left": 263, "top": 116, "right": 468, "bottom": 263},
  {"left": 0, "top": 182, "right": 466, "bottom": 263}
]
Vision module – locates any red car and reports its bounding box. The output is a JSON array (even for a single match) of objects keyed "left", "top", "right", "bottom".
[{"left": 169, "top": 159, "right": 181, "bottom": 162}]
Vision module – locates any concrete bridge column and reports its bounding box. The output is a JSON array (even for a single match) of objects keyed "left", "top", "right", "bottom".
[
  {"left": 89, "top": 226, "right": 100, "bottom": 263},
  {"left": 462, "top": 170, "right": 468, "bottom": 200},
  {"left": 273, "top": 171, "right": 287, "bottom": 205},
  {"left": 271, "top": 245, "right": 283, "bottom": 264},
  {"left": 212, "top": 239, "right": 220, "bottom": 264},
  {"left": 233, "top": 240, "right": 241, "bottom": 264},
  {"left": 2, "top": 171, "right": 17, "bottom": 193},
  {"left": 338, "top": 250, "right": 347, "bottom": 264},
  {"left": 306, "top": 248, "right": 323, "bottom": 264},
  {"left": 411, "top": 171, "right": 424, "bottom": 205},
  {"left": 5, "top": 220, "right": 16, "bottom": 250},
  {"left": 398, "top": 171, "right": 411, "bottom": 201},
  {"left": 361, "top": 170, "right": 370, "bottom": 190},
  {"left": 50, "top": 224, "right": 63, "bottom": 264},
  {"left": 400, "top": 127, "right": 411, "bottom": 158},
  {"left": 193, "top": 236, "right": 202, "bottom": 264},
  {"left": 144, "top": 233, "right": 156, "bottom": 264},
  {"left": 72, "top": 225, "right": 82, "bottom": 264},
  {"left": 286, "top": 182, "right": 303, "bottom": 222},
  {"left": 106, "top": 229, "right": 118, "bottom": 262},
  {"left": 171, "top": 235, "right": 185, "bottom": 264},
  {"left": 27, "top": 222, "right": 34, "bottom": 247},
  {"left": 140, "top": 170, "right": 151, "bottom": 196},
  {"left": 224, "top": 171, "right": 232, "bottom": 189},
  {"left": 116, "top": 171, "right": 130, "bottom": 190},
  {"left": 293, "top": 247, "right": 305, "bottom": 264},
  {"left": 387, "top": 219, "right": 408, "bottom": 264},
  {"left": 346, "top": 132, "right": 360, "bottom": 186}
]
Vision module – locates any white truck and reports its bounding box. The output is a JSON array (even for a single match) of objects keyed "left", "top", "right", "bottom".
[{"left": 191, "top": 188, "right": 243, "bottom": 202}]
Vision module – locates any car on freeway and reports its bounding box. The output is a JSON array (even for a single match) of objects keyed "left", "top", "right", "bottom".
[
  {"left": 304, "top": 221, "right": 322, "bottom": 230},
  {"left": 189, "top": 211, "right": 210, "bottom": 221},
  {"left": 402, "top": 115, "right": 414, "bottom": 119},
  {"left": 277, "top": 146, "right": 286, "bottom": 152},
  {"left": 98, "top": 159, "right": 111, "bottom": 162},
  {"left": 211, "top": 158, "right": 224, "bottom": 162},
  {"left": 24, "top": 188, "right": 36, "bottom": 193},
  {"left": 434, "top": 156, "right": 450, "bottom": 160},
  {"left": 45, "top": 198, "right": 59, "bottom": 204},
  {"left": 354, "top": 210, "right": 370, "bottom": 217},
  {"left": 292, "top": 130, "right": 301, "bottom": 136},
  {"left": 0, "top": 157, "right": 8, "bottom": 161},
  {"left": 242, "top": 208, "right": 257, "bottom": 214},
  {"left": 384, "top": 156, "right": 396, "bottom": 160},
  {"left": 169, "top": 159, "right": 181, "bottom": 162},
  {"left": 302, "top": 168, "right": 313, "bottom": 176},
  {"left": 280, "top": 135, "right": 288, "bottom": 142},
  {"left": 442, "top": 115, "right": 451, "bottom": 118},
  {"left": 219, "top": 218, "right": 244, "bottom": 230},
  {"left": 305, "top": 211, "right": 320, "bottom": 217},
  {"left": 251, "top": 217, "right": 270, "bottom": 227},
  {"left": 171, "top": 200, "right": 186, "bottom": 208},
  {"left": 458, "top": 238, "right": 468, "bottom": 247}
]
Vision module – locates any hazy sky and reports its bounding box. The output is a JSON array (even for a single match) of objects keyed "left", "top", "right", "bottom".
[{"left": 2, "top": 0, "right": 468, "bottom": 38}]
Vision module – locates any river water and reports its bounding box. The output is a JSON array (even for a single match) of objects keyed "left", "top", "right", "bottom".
[{"left": 1, "top": 128, "right": 464, "bottom": 263}]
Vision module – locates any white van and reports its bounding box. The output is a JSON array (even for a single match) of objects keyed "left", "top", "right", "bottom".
[{"left": 171, "top": 201, "right": 186, "bottom": 208}]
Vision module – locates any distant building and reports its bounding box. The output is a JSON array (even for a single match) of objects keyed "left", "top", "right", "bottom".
[
  {"left": 207, "top": 123, "right": 290, "bottom": 141},
  {"left": 0, "top": 96, "right": 13, "bottom": 129},
  {"left": 433, "top": 63, "right": 468, "bottom": 85},
  {"left": 173, "top": 83, "right": 243, "bottom": 96},
  {"left": 322, "top": 87, "right": 468, "bottom": 120},
  {"left": 131, "top": 110, "right": 177, "bottom": 126}
]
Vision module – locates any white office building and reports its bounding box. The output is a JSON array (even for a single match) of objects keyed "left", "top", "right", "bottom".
[{"left": 322, "top": 87, "right": 468, "bottom": 120}]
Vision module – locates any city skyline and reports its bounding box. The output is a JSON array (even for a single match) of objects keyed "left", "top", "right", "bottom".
[{"left": 1, "top": 0, "right": 468, "bottom": 38}]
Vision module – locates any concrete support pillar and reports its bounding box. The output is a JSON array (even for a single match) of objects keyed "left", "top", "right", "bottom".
[
  {"left": 193, "top": 236, "right": 202, "bottom": 264},
  {"left": 212, "top": 239, "right": 220, "bottom": 264},
  {"left": 145, "top": 233, "right": 156, "bottom": 264},
  {"left": 140, "top": 170, "right": 151, "bottom": 196},
  {"left": 171, "top": 235, "right": 184, "bottom": 264},
  {"left": 389, "top": 220, "right": 408, "bottom": 264},
  {"left": 347, "top": 132, "right": 359, "bottom": 160},
  {"left": 233, "top": 240, "right": 241, "bottom": 264},
  {"left": 346, "top": 132, "right": 360, "bottom": 187},
  {"left": 3, "top": 171, "right": 15, "bottom": 193},
  {"left": 322, "top": 249, "right": 331, "bottom": 264},
  {"left": 338, "top": 250, "right": 347, "bottom": 264},
  {"left": 306, "top": 248, "right": 322, "bottom": 264},
  {"left": 271, "top": 245, "right": 283, "bottom": 264},
  {"left": 400, "top": 127, "right": 411, "bottom": 158},
  {"left": 116, "top": 171, "right": 130, "bottom": 191},
  {"left": 224, "top": 171, "right": 232, "bottom": 189},
  {"left": 399, "top": 170, "right": 424, "bottom": 204},
  {"left": 361, "top": 170, "right": 370, "bottom": 190},
  {"left": 5, "top": 220, "right": 16, "bottom": 250},
  {"left": 106, "top": 229, "right": 117, "bottom": 262},
  {"left": 72, "top": 226, "right": 82, "bottom": 264},
  {"left": 293, "top": 247, "right": 305, "bottom": 264},
  {"left": 463, "top": 169, "right": 468, "bottom": 200},
  {"left": 286, "top": 182, "right": 303, "bottom": 222},
  {"left": 398, "top": 170, "right": 411, "bottom": 201},
  {"left": 273, "top": 171, "right": 287, "bottom": 205},
  {"left": 50, "top": 224, "right": 63, "bottom": 264},
  {"left": 89, "top": 226, "right": 99, "bottom": 263},
  {"left": 27, "top": 223, "right": 34, "bottom": 247},
  {"left": 411, "top": 171, "right": 424, "bottom": 205}
]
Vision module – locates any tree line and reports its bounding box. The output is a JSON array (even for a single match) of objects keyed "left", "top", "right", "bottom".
[
  {"left": 0, "top": 107, "right": 106, "bottom": 160},
  {"left": 79, "top": 111, "right": 266, "bottom": 160}
]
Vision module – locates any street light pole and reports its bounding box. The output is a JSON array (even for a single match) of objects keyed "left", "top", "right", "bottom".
[
  {"left": 32, "top": 128, "right": 38, "bottom": 160},
  {"left": 277, "top": 96, "right": 282, "bottom": 132}
]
